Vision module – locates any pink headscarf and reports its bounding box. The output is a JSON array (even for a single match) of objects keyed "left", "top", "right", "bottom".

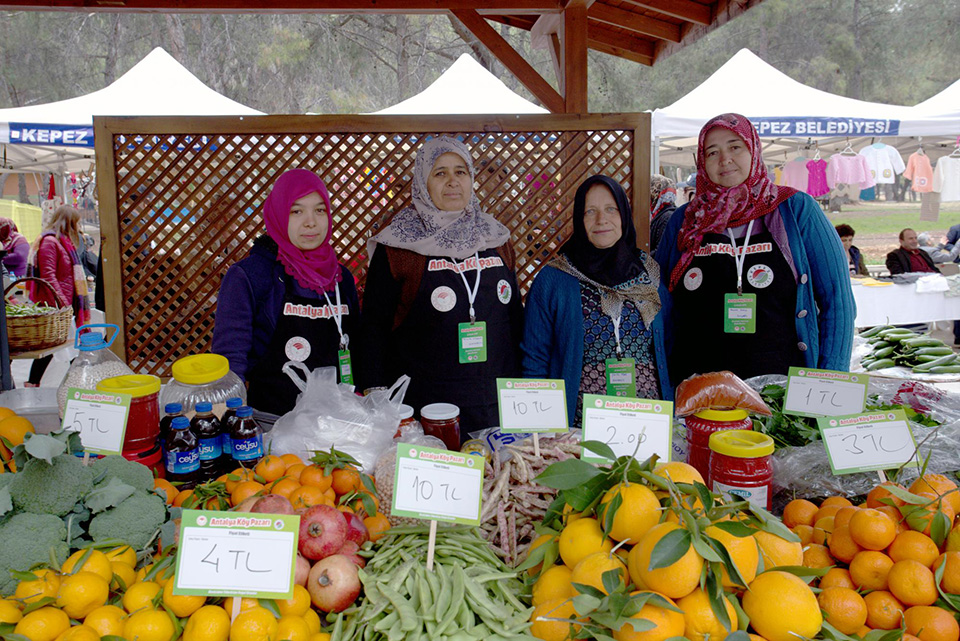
[
  {"left": 668, "top": 113, "right": 796, "bottom": 291},
  {"left": 263, "top": 169, "right": 341, "bottom": 294}
]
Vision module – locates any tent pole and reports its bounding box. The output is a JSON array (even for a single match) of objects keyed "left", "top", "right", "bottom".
[{"left": 652, "top": 136, "right": 660, "bottom": 175}]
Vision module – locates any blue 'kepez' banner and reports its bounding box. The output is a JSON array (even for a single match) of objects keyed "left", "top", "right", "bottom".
[
  {"left": 0, "top": 122, "right": 95, "bottom": 148},
  {"left": 752, "top": 117, "right": 900, "bottom": 137}
]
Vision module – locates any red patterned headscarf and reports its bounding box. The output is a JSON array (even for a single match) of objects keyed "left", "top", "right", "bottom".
[{"left": 668, "top": 113, "right": 796, "bottom": 291}]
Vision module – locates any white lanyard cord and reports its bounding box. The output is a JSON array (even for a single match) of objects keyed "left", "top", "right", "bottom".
[
  {"left": 457, "top": 252, "right": 482, "bottom": 323},
  {"left": 612, "top": 314, "right": 623, "bottom": 358},
  {"left": 321, "top": 282, "right": 348, "bottom": 349},
  {"left": 726, "top": 219, "right": 755, "bottom": 295}
]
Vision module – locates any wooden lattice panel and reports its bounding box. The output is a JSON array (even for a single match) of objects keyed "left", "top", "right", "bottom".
[{"left": 95, "top": 115, "right": 650, "bottom": 377}]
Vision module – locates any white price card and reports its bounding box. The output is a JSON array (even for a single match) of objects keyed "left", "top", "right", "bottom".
[
  {"left": 61, "top": 387, "right": 131, "bottom": 455},
  {"left": 817, "top": 409, "right": 918, "bottom": 475},
  {"left": 581, "top": 395, "right": 673, "bottom": 464},
  {"left": 391, "top": 444, "right": 484, "bottom": 525},
  {"left": 497, "top": 378, "right": 568, "bottom": 433},
  {"left": 783, "top": 367, "right": 869, "bottom": 418},
  {"left": 173, "top": 510, "right": 300, "bottom": 599}
]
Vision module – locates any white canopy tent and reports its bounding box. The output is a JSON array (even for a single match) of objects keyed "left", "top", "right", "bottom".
[
  {"left": 0, "top": 47, "right": 261, "bottom": 175},
  {"left": 371, "top": 54, "right": 547, "bottom": 115}
]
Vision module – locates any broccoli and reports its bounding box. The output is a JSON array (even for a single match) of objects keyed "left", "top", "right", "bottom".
[
  {"left": 0, "top": 512, "right": 68, "bottom": 596},
  {"left": 0, "top": 473, "right": 13, "bottom": 490},
  {"left": 91, "top": 455, "right": 154, "bottom": 492},
  {"left": 9, "top": 455, "right": 94, "bottom": 517},
  {"left": 88, "top": 490, "right": 166, "bottom": 550}
]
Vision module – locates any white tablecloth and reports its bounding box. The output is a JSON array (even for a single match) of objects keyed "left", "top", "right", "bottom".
[{"left": 853, "top": 281, "right": 960, "bottom": 327}]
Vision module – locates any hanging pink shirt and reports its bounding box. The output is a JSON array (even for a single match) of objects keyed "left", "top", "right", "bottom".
[
  {"left": 826, "top": 154, "right": 876, "bottom": 190},
  {"left": 806, "top": 159, "right": 829, "bottom": 197},
  {"left": 903, "top": 152, "right": 934, "bottom": 192},
  {"left": 781, "top": 159, "right": 809, "bottom": 191}
]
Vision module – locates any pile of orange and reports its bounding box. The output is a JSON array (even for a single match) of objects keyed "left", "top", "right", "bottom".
[
  {"left": 782, "top": 473, "right": 960, "bottom": 640},
  {"left": 0, "top": 406, "right": 34, "bottom": 473}
]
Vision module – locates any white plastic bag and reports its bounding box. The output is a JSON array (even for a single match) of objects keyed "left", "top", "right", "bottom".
[{"left": 267, "top": 362, "right": 409, "bottom": 472}]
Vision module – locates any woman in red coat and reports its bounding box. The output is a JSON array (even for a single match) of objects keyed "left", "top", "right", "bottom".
[{"left": 25, "top": 205, "right": 90, "bottom": 385}]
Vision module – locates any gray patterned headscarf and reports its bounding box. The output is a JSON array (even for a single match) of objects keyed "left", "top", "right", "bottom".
[{"left": 367, "top": 136, "right": 511, "bottom": 260}]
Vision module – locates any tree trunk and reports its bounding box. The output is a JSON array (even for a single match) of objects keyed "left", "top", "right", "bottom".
[
  {"left": 103, "top": 14, "right": 123, "bottom": 85},
  {"left": 851, "top": 0, "right": 863, "bottom": 100},
  {"left": 395, "top": 15, "right": 410, "bottom": 100},
  {"left": 164, "top": 15, "right": 187, "bottom": 62}
]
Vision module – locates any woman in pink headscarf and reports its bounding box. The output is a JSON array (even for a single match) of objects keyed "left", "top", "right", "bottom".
[
  {"left": 0, "top": 217, "right": 29, "bottom": 277},
  {"left": 655, "top": 113, "right": 855, "bottom": 388},
  {"left": 212, "top": 169, "right": 359, "bottom": 416}
]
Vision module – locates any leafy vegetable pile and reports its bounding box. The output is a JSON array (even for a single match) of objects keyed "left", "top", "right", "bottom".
[{"left": 4, "top": 301, "right": 57, "bottom": 317}]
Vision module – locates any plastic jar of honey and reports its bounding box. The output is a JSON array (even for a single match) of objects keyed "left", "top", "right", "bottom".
[
  {"left": 420, "top": 403, "right": 461, "bottom": 452},
  {"left": 685, "top": 409, "right": 752, "bottom": 485},
  {"left": 708, "top": 429, "right": 775, "bottom": 510},
  {"left": 97, "top": 374, "right": 161, "bottom": 452}
]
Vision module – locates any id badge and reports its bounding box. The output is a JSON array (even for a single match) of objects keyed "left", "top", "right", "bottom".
[
  {"left": 724, "top": 293, "right": 757, "bottom": 334},
  {"left": 338, "top": 349, "right": 354, "bottom": 385},
  {"left": 605, "top": 358, "right": 636, "bottom": 397},
  {"left": 458, "top": 322, "right": 488, "bottom": 363}
]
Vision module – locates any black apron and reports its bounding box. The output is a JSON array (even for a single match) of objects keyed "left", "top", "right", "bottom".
[
  {"left": 388, "top": 249, "right": 521, "bottom": 437},
  {"left": 246, "top": 277, "right": 346, "bottom": 416},
  {"left": 671, "top": 227, "right": 803, "bottom": 383}
]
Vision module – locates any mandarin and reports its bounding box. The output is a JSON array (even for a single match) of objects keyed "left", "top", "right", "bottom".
[
  {"left": 863, "top": 590, "right": 905, "bottom": 630},
  {"left": 818, "top": 587, "right": 868, "bottom": 635},
  {"left": 782, "top": 499, "right": 819, "bottom": 528},
  {"left": 888, "top": 559, "right": 939, "bottom": 606},
  {"left": 849, "top": 550, "right": 894, "bottom": 591}
]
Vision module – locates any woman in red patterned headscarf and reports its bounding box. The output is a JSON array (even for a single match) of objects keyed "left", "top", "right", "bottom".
[{"left": 654, "top": 113, "right": 855, "bottom": 387}]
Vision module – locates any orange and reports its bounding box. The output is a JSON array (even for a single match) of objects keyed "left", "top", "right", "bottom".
[
  {"left": 612, "top": 591, "right": 684, "bottom": 641},
  {"left": 111, "top": 560, "right": 137, "bottom": 591},
  {"left": 888, "top": 559, "right": 938, "bottom": 606},
  {"left": 877, "top": 505, "right": 908, "bottom": 533},
  {"left": 183, "top": 605, "right": 231, "bottom": 641},
  {"left": 122, "top": 580, "right": 163, "bottom": 613},
  {"left": 532, "top": 565, "right": 575, "bottom": 606},
  {"left": 559, "top": 518, "right": 614, "bottom": 569},
  {"left": 275, "top": 585, "right": 310, "bottom": 618},
  {"left": 909, "top": 474, "right": 960, "bottom": 514},
  {"left": 289, "top": 485, "right": 327, "bottom": 510},
  {"left": 54, "top": 623, "right": 101, "bottom": 641},
  {"left": 62, "top": 548, "right": 114, "bottom": 583},
  {"left": 0, "top": 407, "right": 15, "bottom": 420},
  {"left": 868, "top": 482, "right": 907, "bottom": 508},
  {"left": 753, "top": 530, "right": 803, "bottom": 570},
  {"left": 525, "top": 534, "right": 558, "bottom": 577},
  {"left": 349, "top": 490, "right": 380, "bottom": 517},
  {"left": 268, "top": 477, "right": 301, "bottom": 499},
  {"left": 275, "top": 615, "right": 311, "bottom": 641},
  {"left": 331, "top": 466, "right": 362, "bottom": 496},
  {"left": 793, "top": 525, "right": 814, "bottom": 546},
  {"left": 14, "top": 607, "right": 70, "bottom": 641},
  {"left": 174, "top": 488, "right": 196, "bottom": 508},
  {"left": 849, "top": 550, "right": 894, "bottom": 591},
  {"left": 818, "top": 586, "right": 868, "bottom": 635},
  {"left": 627, "top": 522, "right": 703, "bottom": 600},
  {"left": 221, "top": 597, "right": 259, "bottom": 615},
  {"left": 284, "top": 463, "right": 307, "bottom": 481},
  {"left": 299, "top": 465, "right": 333, "bottom": 492},
  {"left": 822, "top": 496, "right": 855, "bottom": 509},
  {"left": 570, "top": 551, "right": 627, "bottom": 595},
  {"left": 162, "top": 573, "right": 206, "bottom": 616},
  {"left": 904, "top": 605, "right": 960, "bottom": 641},
  {"left": 14, "top": 568, "right": 61, "bottom": 604},
  {"left": 834, "top": 506, "right": 860, "bottom": 530},
  {"left": 279, "top": 453, "right": 303, "bottom": 467},
  {"left": 254, "top": 455, "right": 287, "bottom": 484},
  {"left": 864, "top": 590, "right": 905, "bottom": 630},
  {"left": 83, "top": 604, "right": 127, "bottom": 637},
  {"left": 802, "top": 543, "right": 834, "bottom": 569},
  {"left": 812, "top": 516, "right": 835, "bottom": 545},
  {"left": 742, "top": 571, "right": 823, "bottom": 641},
  {"left": 225, "top": 467, "right": 256, "bottom": 493},
  {"left": 598, "top": 483, "right": 661, "bottom": 544},
  {"left": 123, "top": 608, "right": 176, "bottom": 641},
  {"left": 229, "top": 606, "right": 277, "bottom": 641},
  {"left": 677, "top": 588, "right": 737, "bottom": 641},
  {"left": 153, "top": 478, "right": 179, "bottom": 505},
  {"left": 907, "top": 492, "right": 957, "bottom": 537},
  {"left": 820, "top": 567, "right": 856, "bottom": 589},
  {"left": 850, "top": 508, "right": 898, "bottom": 550},
  {"left": 529, "top": 597, "right": 581, "bottom": 641},
  {"left": 814, "top": 504, "right": 842, "bottom": 524},
  {"left": 302, "top": 609, "right": 321, "bottom": 634},
  {"left": 231, "top": 480, "right": 265, "bottom": 506},
  {"left": 55, "top": 571, "right": 110, "bottom": 619},
  {"left": 782, "top": 499, "right": 819, "bottom": 528},
  {"left": 705, "top": 524, "right": 759, "bottom": 588},
  {"left": 0, "top": 599, "right": 22, "bottom": 625},
  {"left": 363, "top": 513, "right": 391, "bottom": 542},
  {"left": 889, "top": 530, "right": 940, "bottom": 567},
  {"left": 829, "top": 525, "right": 863, "bottom": 564},
  {"left": 932, "top": 552, "right": 960, "bottom": 594},
  {"left": 104, "top": 545, "right": 136, "bottom": 567},
  {"left": 0, "top": 415, "right": 35, "bottom": 456}
]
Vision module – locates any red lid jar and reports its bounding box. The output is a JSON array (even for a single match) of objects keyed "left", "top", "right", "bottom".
[
  {"left": 685, "top": 409, "right": 752, "bottom": 485},
  {"left": 708, "top": 429, "right": 775, "bottom": 510},
  {"left": 420, "top": 403, "right": 461, "bottom": 452},
  {"left": 97, "top": 374, "right": 161, "bottom": 452}
]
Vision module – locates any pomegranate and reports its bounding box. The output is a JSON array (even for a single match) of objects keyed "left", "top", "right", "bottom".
[
  {"left": 294, "top": 554, "right": 311, "bottom": 587},
  {"left": 307, "top": 555, "right": 361, "bottom": 612},
  {"left": 250, "top": 494, "right": 294, "bottom": 515},
  {"left": 298, "top": 505, "right": 347, "bottom": 560},
  {"left": 342, "top": 511, "right": 369, "bottom": 546},
  {"left": 336, "top": 541, "right": 366, "bottom": 568}
]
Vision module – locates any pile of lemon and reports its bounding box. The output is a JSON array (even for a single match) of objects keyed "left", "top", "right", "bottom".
[
  {"left": 0, "top": 547, "right": 332, "bottom": 641},
  {"left": 0, "top": 406, "right": 34, "bottom": 472}
]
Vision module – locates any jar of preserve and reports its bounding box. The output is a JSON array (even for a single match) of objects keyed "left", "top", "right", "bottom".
[
  {"left": 685, "top": 409, "right": 753, "bottom": 485},
  {"left": 420, "top": 403, "right": 461, "bottom": 452},
  {"left": 395, "top": 404, "right": 416, "bottom": 438},
  {"left": 708, "top": 429, "right": 775, "bottom": 510},
  {"left": 97, "top": 374, "right": 161, "bottom": 452}
]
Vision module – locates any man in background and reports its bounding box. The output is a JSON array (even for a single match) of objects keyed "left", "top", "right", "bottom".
[{"left": 886, "top": 228, "right": 937, "bottom": 275}]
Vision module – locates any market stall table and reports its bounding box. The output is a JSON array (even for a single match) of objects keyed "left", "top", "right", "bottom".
[{"left": 852, "top": 279, "right": 960, "bottom": 327}]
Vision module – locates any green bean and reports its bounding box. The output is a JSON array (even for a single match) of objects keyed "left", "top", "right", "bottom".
[
  {"left": 377, "top": 582, "right": 418, "bottom": 633},
  {"left": 436, "top": 562, "right": 465, "bottom": 635},
  {"left": 434, "top": 563, "right": 453, "bottom": 627},
  {"left": 386, "top": 617, "right": 405, "bottom": 641},
  {"left": 372, "top": 610, "right": 398, "bottom": 632}
]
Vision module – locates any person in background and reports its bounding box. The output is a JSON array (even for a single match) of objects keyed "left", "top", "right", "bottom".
[
  {"left": 212, "top": 169, "right": 359, "bottom": 417},
  {"left": 522, "top": 175, "right": 671, "bottom": 426},
  {"left": 917, "top": 232, "right": 960, "bottom": 264},
  {"left": 357, "top": 136, "right": 523, "bottom": 437},
  {"left": 25, "top": 205, "right": 91, "bottom": 386},
  {"left": 655, "top": 113, "right": 855, "bottom": 384},
  {"left": 886, "top": 228, "right": 937, "bottom": 275},
  {"left": 0, "top": 217, "right": 29, "bottom": 277},
  {"left": 78, "top": 230, "right": 98, "bottom": 280},
  {"left": 648, "top": 174, "right": 677, "bottom": 253},
  {"left": 835, "top": 224, "right": 869, "bottom": 276}
]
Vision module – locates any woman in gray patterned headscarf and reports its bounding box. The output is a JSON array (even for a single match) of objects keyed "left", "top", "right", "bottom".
[{"left": 357, "top": 136, "right": 523, "bottom": 440}]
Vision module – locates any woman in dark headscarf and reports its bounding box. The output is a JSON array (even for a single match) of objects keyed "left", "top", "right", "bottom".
[
  {"left": 648, "top": 174, "right": 677, "bottom": 253},
  {"left": 521, "top": 175, "right": 672, "bottom": 425},
  {"left": 212, "top": 169, "right": 359, "bottom": 416},
  {"left": 0, "top": 217, "right": 29, "bottom": 277},
  {"left": 655, "top": 113, "right": 854, "bottom": 385}
]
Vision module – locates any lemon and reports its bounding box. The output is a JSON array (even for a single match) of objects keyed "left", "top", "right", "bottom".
[
  {"left": 229, "top": 606, "right": 278, "bottom": 641},
  {"left": 122, "top": 581, "right": 163, "bottom": 613},
  {"left": 742, "top": 571, "right": 822, "bottom": 641},
  {"left": 183, "top": 605, "right": 232, "bottom": 641},
  {"left": 14, "top": 568, "right": 61, "bottom": 604},
  {"left": 104, "top": 545, "right": 137, "bottom": 567},
  {"left": 56, "top": 571, "right": 110, "bottom": 619},
  {"left": 276, "top": 615, "right": 312, "bottom": 641},
  {"left": 83, "top": 604, "right": 127, "bottom": 637},
  {"left": 162, "top": 573, "right": 206, "bottom": 617},
  {"left": 54, "top": 624, "right": 102, "bottom": 641},
  {"left": 123, "top": 608, "right": 176, "bottom": 641},
  {"left": 627, "top": 522, "right": 704, "bottom": 600},
  {"left": 14, "top": 607, "right": 71, "bottom": 641},
  {"left": 302, "top": 608, "right": 321, "bottom": 635},
  {"left": 570, "top": 550, "right": 627, "bottom": 595},
  {"left": 111, "top": 560, "right": 137, "bottom": 591},
  {"left": 275, "top": 585, "right": 310, "bottom": 617},
  {"left": 0, "top": 598, "right": 23, "bottom": 624},
  {"left": 62, "top": 549, "right": 114, "bottom": 583}
]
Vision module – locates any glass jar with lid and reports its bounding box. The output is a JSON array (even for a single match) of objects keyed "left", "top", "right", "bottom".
[
  {"left": 420, "top": 403, "right": 460, "bottom": 452},
  {"left": 159, "top": 354, "right": 245, "bottom": 418}
]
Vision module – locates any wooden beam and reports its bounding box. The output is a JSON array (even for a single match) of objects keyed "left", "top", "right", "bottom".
[
  {"left": 563, "top": 0, "right": 588, "bottom": 113},
  {"left": 588, "top": 4, "right": 680, "bottom": 43},
  {"left": 655, "top": 0, "right": 763, "bottom": 62},
  {"left": 451, "top": 9, "right": 565, "bottom": 113},
  {"left": 619, "top": 0, "right": 711, "bottom": 25},
  {"left": 587, "top": 23, "right": 655, "bottom": 59},
  {"left": 587, "top": 38, "right": 653, "bottom": 65},
  {"left": 0, "top": 0, "right": 562, "bottom": 12},
  {"left": 485, "top": 14, "right": 537, "bottom": 30}
]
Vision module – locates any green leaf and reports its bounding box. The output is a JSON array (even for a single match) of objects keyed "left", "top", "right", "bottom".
[
  {"left": 648, "top": 528, "right": 692, "bottom": 571},
  {"left": 102, "top": 636, "right": 129, "bottom": 641},
  {"left": 85, "top": 477, "right": 136, "bottom": 514},
  {"left": 601, "top": 568, "right": 624, "bottom": 595},
  {"left": 768, "top": 565, "right": 830, "bottom": 579},
  {"left": 691, "top": 481, "right": 714, "bottom": 512},
  {"left": 707, "top": 591, "right": 733, "bottom": 633},
  {"left": 691, "top": 535, "right": 723, "bottom": 563},
  {"left": 581, "top": 439, "right": 617, "bottom": 462},
  {"left": 709, "top": 520, "right": 756, "bottom": 537},
  {"left": 563, "top": 473, "right": 612, "bottom": 512},
  {"left": 705, "top": 537, "right": 748, "bottom": 589},
  {"left": 607, "top": 592, "right": 630, "bottom": 618},
  {"left": 820, "top": 619, "right": 860, "bottom": 640},
  {"left": 571, "top": 594, "right": 602, "bottom": 616},
  {"left": 0, "top": 486, "right": 12, "bottom": 517},
  {"left": 725, "top": 632, "right": 752, "bottom": 641},
  {"left": 599, "top": 490, "right": 622, "bottom": 537},
  {"left": 934, "top": 557, "right": 960, "bottom": 612},
  {"left": 572, "top": 581, "right": 607, "bottom": 599},
  {"left": 863, "top": 629, "right": 909, "bottom": 641},
  {"left": 616, "top": 617, "right": 656, "bottom": 633},
  {"left": 885, "top": 484, "right": 929, "bottom": 505},
  {"left": 514, "top": 538, "right": 556, "bottom": 573},
  {"left": 931, "top": 510, "right": 951, "bottom": 548},
  {"left": 22, "top": 433, "right": 66, "bottom": 464},
  {"left": 21, "top": 596, "right": 56, "bottom": 615},
  {"left": 1, "top": 633, "right": 35, "bottom": 641},
  {"left": 536, "top": 458, "right": 604, "bottom": 491}
]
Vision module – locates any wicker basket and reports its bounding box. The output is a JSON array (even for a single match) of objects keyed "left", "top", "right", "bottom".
[{"left": 4, "top": 277, "right": 72, "bottom": 352}]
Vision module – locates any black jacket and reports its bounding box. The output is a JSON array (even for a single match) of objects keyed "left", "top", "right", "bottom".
[{"left": 885, "top": 247, "right": 937, "bottom": 275}]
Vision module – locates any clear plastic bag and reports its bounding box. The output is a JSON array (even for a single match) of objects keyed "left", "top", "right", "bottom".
[
  {"left": 373, "top": 431, "right": 445, "bottom": 526},
  {"left": 266, "top": 363, "right": 409, "bottom": 473}
]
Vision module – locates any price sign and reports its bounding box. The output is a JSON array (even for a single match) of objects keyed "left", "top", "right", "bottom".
[
  {"left": 783, "top": 367, "right": 869, "bottom": 418},
  {"left": 581, "top": 395, "right": 673, "bottom": 463},
  {"left": 818, "top": 409, "right": 918, "bottom": 475},
  {"left": 497, "top": 378, "right": 568, "bottom": 433},
  {"left": 173, "top": 510, "right": 300, "bottom": 599},
  {"left": 61, "top": 387, "right": 132, "bottom": 455},
  {"left": 392, "top": 444, "right": 484, "bottom": 525}
]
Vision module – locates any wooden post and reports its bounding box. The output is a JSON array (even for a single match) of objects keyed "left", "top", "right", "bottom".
[{"left": 563, "top": 0, "right": 588, "bottom": 114}]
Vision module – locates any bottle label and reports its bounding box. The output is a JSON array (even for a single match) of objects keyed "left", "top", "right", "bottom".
[
  {"left": 199, "top": 437, "right": 222, "bottom": 461},
  {"left": 166, "top": 449, "right": 200, "bottom": 474},
  {"left": 231, "top": 436, "right": 263, "bottom": 461},
  {"left": 221, "top": 433, "right": 232, "bottom": 454},
  {"left": 712, "top": 480, "right": 768, "bottom": 509}
]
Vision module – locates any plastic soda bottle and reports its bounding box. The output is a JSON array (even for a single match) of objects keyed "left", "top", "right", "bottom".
[
  {"left": 164, "top": 416, "right": 200, "bottom": 488},
  {"left": 191, "top": 402, "right": 223, "bottom": 480},
  {"left": 160, "top": 403, "right": 183, "bottom": 440},
  {"left": 220, "top": 397, "right": 243, "bottom": 457},
  {"left": 229, "top": 406, "right": 263, "bottom": 466}
]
